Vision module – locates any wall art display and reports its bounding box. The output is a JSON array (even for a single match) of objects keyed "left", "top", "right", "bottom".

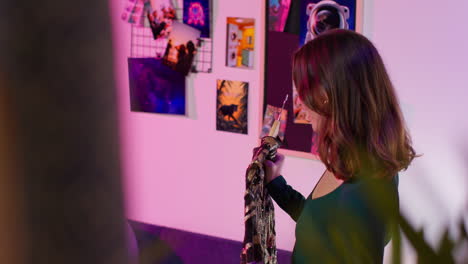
[
  {"left": 268, "top": 0, "right": 292, "bottom": 32},
  {"left": 127, "top": 0, "right": 213, "bottom": 74},
  {"left": 183, "top": 0, "right": 211, "bottom": 38},
  {"left": 216, "top": 80, "right": 248, "bottom": 134},
  {"left": 265, "top": 31, "right": 313, "bottom": 153},
  {"left": 299, "top": 0, "right": 357, "bottom": 45},
  {"left": 162, "top": 21, "right": 201, "bottom": 75},
  {"left": 260, "top": 104, "right": 288, "bottom": 141},
  {"left": 226, "top": 17, "right": 255, "bottom": 69},
  {"left": 128, "top": 58, "right": 186, "bottom": 115},
  {"left": 263, "top": 0, "right": 361, "bottom": 158}
]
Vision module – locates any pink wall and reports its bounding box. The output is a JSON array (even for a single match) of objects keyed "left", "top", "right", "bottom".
[
  {"left": 110, "top": 0, "right": 468, "bottom": 261},
  {"left": 109, "top": 0, "right": 311, "bottom": 250}
]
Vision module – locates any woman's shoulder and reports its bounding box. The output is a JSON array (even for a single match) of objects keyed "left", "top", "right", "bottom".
[
  {"left": 344, "top": 172, "right": 399, "bottom": 189},
  {"left": 336, "top": 174, "right": 400, "bottom": 224},
  {"left": 339, "top": 173, "right": 399, "bottom": 207}
]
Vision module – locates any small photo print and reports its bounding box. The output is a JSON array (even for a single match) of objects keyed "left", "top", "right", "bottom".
[
  {"left": 260, "top": 104, "right": 288, "bottom": 141},
  {"left": 268, "top": 0, "right": 292, "bottom": 32},
  {"left": 122, "top": 0, "right": 152, "bottom": 27},
  {"left": 292, "top": 83, "right": 313, "bottom": 124},
  {"left": 146, "top": 2, "right": 177, "bottom": 40},
  {"left": 311, "top": 130, "right": 319, "bottom": 155},
  {"left": 216, "top": 80, "right": 248, "bottom": 134},
  {"left": 183, "top": 0, "right": 211, "bottom": 38},
  {"left": 226, "top": 17, "right": 255, "bottom": 69},
  {"left": 163, "top": 21, "right": 201, "bottom": 75},
  {"left": 128, "top": 58, "right": 186, "bottom": 115}
]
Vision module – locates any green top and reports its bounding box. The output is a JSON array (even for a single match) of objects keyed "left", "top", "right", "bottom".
[{"left": 266, "top": 174, "right": 399, "bottom": 263}]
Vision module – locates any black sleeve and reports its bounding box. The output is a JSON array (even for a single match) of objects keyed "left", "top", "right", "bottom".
[{"left": 266, "top": 176, "right": 306, "bottom": 222}]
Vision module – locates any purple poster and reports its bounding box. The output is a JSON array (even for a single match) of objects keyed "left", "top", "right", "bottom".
[
  {"left": 128, "top": 58, "right": 186, "bottom": 115},
  {"left": 183, "top": 0, "right": 211, "bottom": 38}
]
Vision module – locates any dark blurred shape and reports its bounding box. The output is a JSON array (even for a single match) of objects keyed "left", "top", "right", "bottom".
[
  {"left": 128, "top": 220, "right": 293, "bottom": 264},
  {"left": 0, "top": 1, "right": 128, "bottom": 264},
  {"left": 126, "top": 220, "right": 139, "bottom": 264},
  {"left": 0, "top": 71, "right": 27, "bottom": 264}
]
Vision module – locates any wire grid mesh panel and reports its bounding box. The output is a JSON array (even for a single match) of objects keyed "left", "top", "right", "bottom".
[
  {"left": 129, "top": 4, "right": 213, "bottom": 73},
  {"left": 130, "top": 25, "right": 169, "bottom": 58}
]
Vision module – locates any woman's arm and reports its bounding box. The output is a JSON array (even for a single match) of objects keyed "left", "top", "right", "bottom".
[
  {"left": 266, "top": 176, "right": 306, "bottom": 222},
  {"left": 262, "top": 152, "right": 306, "bottom": 221}
]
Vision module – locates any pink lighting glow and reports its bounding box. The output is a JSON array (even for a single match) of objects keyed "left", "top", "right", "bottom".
[{"left": 110, "top": 0, "right": 468, "bottom": 262}]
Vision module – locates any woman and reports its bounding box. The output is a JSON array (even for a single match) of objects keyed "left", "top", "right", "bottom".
[{"left": 264, "top": 29, "right": 417, "bottom": 263}]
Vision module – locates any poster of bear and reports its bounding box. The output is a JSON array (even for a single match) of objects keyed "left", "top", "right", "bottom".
[{"left": 216, "top": 80, "right": 248, "bottom": 134}]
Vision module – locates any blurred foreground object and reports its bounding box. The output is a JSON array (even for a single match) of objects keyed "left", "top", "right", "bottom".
[
  {"left": 0, "top": 1, "right": 129, "bottom": 263},
  {"left": 392, "top": 211, "right": 468, "bottom": 264}
]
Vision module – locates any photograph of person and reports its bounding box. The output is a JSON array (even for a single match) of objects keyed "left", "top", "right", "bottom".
[{"left": 162, "top": 21, "right": 201, "bottom": 75}]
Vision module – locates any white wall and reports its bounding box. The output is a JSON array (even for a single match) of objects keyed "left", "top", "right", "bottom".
[
  {"left": 368, "top": 0, "right": 468, "bottom": 262},
  {"left": 110, "top": 0, "right": 468, "bottom": 262}
]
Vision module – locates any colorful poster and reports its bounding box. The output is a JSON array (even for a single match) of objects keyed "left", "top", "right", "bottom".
[
  {"left": 216, "top": 80, "right": 248, "bottom": 134},
  {"left": 183, "top": 0, "right": 211, "bottom": 38},
  {"left": 162, "top": 21, "right": 201, "bottom": 75},
  {"left": 260, "top": 105, "right": 288, "bottom": 141},
  {"left": 128, "top": 58, "right": 186, "bottom": 115},
  {"left": 147, "top": 1, "right": 177, "bottom": 40},
  {"left": 122, "top": 0, "right": 152, "bottom": 27},
  {"left": 268, "top": 0, "right": 292, "bottom": 32},
  {"left": 299, "top": 0, "right": 356, "bottom": 45},
  {"left": 264, "top": 1, "right": 360, "bottom": 156},
  {"left": 311, "top": 131, "right": 319, "bottom": 155},
  {"left": 292, "top": 83, "right": 313, "bottom": 124},
  {"left": 226, "top": 17, "right": 255, "bottom": 69}
]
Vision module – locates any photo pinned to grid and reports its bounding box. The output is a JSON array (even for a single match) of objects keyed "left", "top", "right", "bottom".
[
  {"left": 193, "top": 38, "right": 212, "bottom": 73},
  {"left": 129, "top": 4, "right": 213, "bottom": 73}
]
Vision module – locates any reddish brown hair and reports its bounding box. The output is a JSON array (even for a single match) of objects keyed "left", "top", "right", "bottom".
[{"left": 293, "top": 29, "right": 417, "bottom": 180}]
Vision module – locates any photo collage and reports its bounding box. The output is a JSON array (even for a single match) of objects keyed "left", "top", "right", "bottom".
[
  {"left": 124, "top": 0, "right": 257, "bottom": 132},
  {"left": 123, "top": 0, "right": 359, "bottom": 152}
]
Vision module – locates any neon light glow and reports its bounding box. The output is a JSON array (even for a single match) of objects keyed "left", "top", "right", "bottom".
[{"left": 187, "top": 2, "right": 205, "bottom": 26}]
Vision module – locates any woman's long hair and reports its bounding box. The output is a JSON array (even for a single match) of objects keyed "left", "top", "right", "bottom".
[{"left": 293, "top": 29, "right": 417, "bottom": 180}]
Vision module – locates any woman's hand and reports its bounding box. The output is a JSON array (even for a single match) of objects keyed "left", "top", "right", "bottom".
[{"left": 264, "top": 153, "right": 285, "bottom": 184}]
